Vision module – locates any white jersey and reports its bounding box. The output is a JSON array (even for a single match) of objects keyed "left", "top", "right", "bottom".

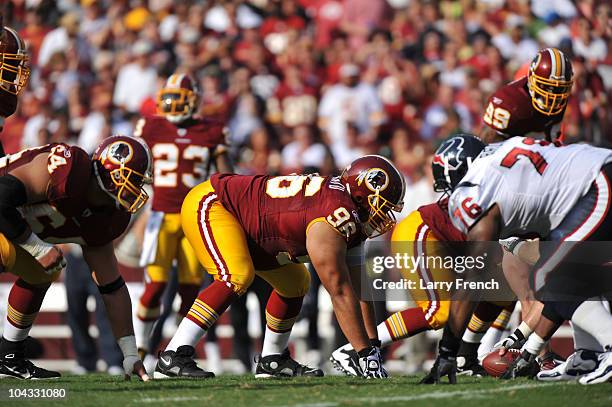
[{"left": 448, "top": 137, "right": 612, "bottom": 238}]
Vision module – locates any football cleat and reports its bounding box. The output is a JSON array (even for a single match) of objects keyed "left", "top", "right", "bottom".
[
  {"left": 456, "top": 355, "right": 488, "bottom": 377},
  {"left": 537, "top": 349, "right": 598, "bottom": 382},
  {"left": 578, "top": 348, "right": 612, "bottom": 385},
  {"left": 0, "top": 355, "right": 60, "bottom": 380},
  {"left": 153, "top": 345, "right": 215, "bottom": 379},
  {"left": 537, "top": 351, "right": 565, "bottom": 371},
  {"left": 330, "top": 343, "right": 360, "bottom": 376},
  {"left": 255, "top": 348, "right": 323, "bottom": 378}
]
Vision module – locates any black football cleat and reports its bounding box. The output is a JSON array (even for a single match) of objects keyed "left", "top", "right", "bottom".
[
  {"left": 0, "top": 355, "right": 60, "bottom": 380},
  {"left": 255, "top": 348, "right": 324, "bottom": 378},
  {"left": 153, "top": 345, "right": 215, "bottom": 379},
  {"left": 457, "top": 355, "right": 489, "bottom": 377}
]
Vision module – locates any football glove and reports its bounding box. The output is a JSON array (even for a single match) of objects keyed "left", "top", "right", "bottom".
[
  {"left": 500, "top": 350, "right": 540, "bottom": 380},
  {"left": 498, "top": 237, "right": 524, "bottom": 255},
  {"left": 357, "top": 346, "right": 388, "bottom": 379},
  {"left": 420, "top": 355, "right": 457, "bottom": 384},
  {"left": 494, "top": 322, "right": 532, "bottom": 355}
]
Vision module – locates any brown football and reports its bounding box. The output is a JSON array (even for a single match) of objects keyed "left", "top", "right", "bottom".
[{"left": 482, "top": 349, "right": 521, "bottom": 377}]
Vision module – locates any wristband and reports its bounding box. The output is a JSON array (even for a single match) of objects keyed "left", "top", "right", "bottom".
[
  {"left": 118, "top": 335, "right": 138, "bottom": 358},
  {"left": 18, "top": 233, "right": 53, "bottom": 259},
  {"left": 516, "top": 321, "right": 533, "bottom": 339}
]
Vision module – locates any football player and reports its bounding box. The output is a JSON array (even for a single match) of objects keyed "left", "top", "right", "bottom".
[
  {"left": 0, "top": 136, "right": 151, "bottom": 381},
  {"left": 153, "top": 155, "right": 405, "bottom": 379},
  {"left": 479, "top": 47, "right": 573, "bottom": 143},
  {"left": 330, "top": 135, "right": 514, "bottom": 379},
  {"left": 446, "top": 136, "right": 612, "bottom": 385},
  {"left": 0, "top": 24, "right": 30, "bottom": 153},
  {"left": 132, "top": 73, "right": 233, "bottom": 361}
]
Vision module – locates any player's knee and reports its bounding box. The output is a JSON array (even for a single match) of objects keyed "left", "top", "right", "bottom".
[
  {"left": 428, "top": 305, "right": 450, "bottom": 330},
  {"left": 0, "top": 234, "right": 16, "bottom": 271},
  {"left": 227, "top": 269, "right": 255, "bottom": 296},
  {"left": 291, "top": 267, "right": 311, "bottom": 298}
]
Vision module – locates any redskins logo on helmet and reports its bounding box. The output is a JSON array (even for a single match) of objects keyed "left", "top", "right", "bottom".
[
  {"left": 93, "top": 135, "right": 152, "bottom": 213},
  {"left": 528, "top": 48, "right": 573, "bottom": 116},
  {"left": 341, "top": 155, "right": 405, "bottom": 237},
  {"left": 0, "top": 26, "right": 30, "bottom": 96},
  {"left": 157, "top": 73, "right": 201, "bottom": 123}
]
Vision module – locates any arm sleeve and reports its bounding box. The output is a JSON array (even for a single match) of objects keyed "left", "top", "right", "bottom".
[{"left": 0, "top": 175, "right": 29, "bottom": 239}]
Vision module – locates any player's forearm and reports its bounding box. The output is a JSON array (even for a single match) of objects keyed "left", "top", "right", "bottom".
[
  {"left": 101, "top": 285, "right": 135, "bottom": 339},
  {"left": 360, "top": 300, "right": 378, "bottom": 341},
  {"left": 331, "top": 291, "right": 370, "bottom": 352},
  {"left": 522, "top": 300, "right": 544, "bottom": 330}
]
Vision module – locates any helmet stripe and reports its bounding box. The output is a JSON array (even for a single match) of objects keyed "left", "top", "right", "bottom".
[
  {"left": 552, "top": 48, "right": 562, "bottom": 78},
  {"left": 547, "top": 48, "right": 556, "bottom": 79}
]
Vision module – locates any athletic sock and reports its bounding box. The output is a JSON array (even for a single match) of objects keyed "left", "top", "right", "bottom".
[
  {"left": 261, "top": 291, "right": 303, "bottom": 356},
  {"left": 166, "top": 280, "right": 238, "bottom": 351},
  {"left": 571, "top": 299, "right": 612, "bottom": 350},
  {"left": 379, "top": 308, "right": 430, "bottom": 347},
  {"left": 3, "top": 279, "right": 49, "bottom": 343},
  {"left": 135, "top": 281, "right": 166, "bottom": 351}
]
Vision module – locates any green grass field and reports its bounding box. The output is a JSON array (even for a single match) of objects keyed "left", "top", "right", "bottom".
[{"left": 0, "top": 375, "right": 610, "bottom": 407}]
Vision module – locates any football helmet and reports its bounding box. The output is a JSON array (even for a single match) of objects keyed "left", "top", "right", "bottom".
[
  {"left": 527, "top": 48, "right": 573, "bottom": 116},
  {"left": 432, "top": 134, "right": 485, "bottom": 194},
  {"left": 93, "top": 135, "right": 153, "bottom": 213},
  {"left": 0, "top": 26, "right": 29, "bottom": 95},
  {"left": 157, "top": 73, "right": 200, "bottom": 123},
  {"left": 341, "top": 155, "right": 405, "bottom": 237}
]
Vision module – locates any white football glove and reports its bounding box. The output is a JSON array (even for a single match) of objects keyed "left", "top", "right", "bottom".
[
  {"left": 358, "top": 347, "right": 388, "bottom": 379},
  {"left": 498, "top": 237, "right": 524, "bottom": 256},
  {"left": 494, "top": 322, "right": 532, "bottom": 353}
]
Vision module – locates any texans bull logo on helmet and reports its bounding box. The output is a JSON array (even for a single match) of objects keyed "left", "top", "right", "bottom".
[
  {"left": 432, "top": 134, "right": 485, "bottom": 193},
  {"left": 433, "top": 136, "right": 465, "bottom": 173}
]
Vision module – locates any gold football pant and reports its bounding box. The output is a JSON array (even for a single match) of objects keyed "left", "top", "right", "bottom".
[{"left": 179, "top": 180, "right": 310, "bottom": 335}]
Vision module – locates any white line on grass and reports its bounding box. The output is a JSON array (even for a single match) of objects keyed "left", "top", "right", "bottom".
[{"left": 292, "top": 382, "right": 565, "bottom": 407}]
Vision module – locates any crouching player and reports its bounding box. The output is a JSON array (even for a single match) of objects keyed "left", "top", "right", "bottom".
[
  {"left": 154, "top": 155, "right": 405, "bottom": 379},
  {"left": 331, "top": 135, "right": 513, "bottom": 378},
  {"left": 0, "top": 136, "right": 151, "bottom": 380}
]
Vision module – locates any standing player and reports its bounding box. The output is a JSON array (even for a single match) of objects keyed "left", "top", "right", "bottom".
[
  {"left": 154, "top": 155, "right": 405, "bottom": 379},
  {"left": 480, "top": 47, "right": 573, "bottom": 143},
  {"left": 0, "top": 24, "right": 30, "bottom": 153},
  {"left": 132, "top": 73, "right": 233, "bottom": 361},
  {"left": 0, "top": 136, "right": 151, "bottom": 380}
]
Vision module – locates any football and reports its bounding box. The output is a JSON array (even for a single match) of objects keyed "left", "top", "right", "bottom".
[{"left": 482, "top": 349, "right": 521, "bottom": 377}]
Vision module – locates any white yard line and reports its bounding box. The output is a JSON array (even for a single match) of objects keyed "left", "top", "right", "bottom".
[{"left": 291, "top": 382, "right": 565, "bottom": 407}]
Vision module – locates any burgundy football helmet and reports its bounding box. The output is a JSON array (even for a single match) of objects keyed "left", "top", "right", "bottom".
[
  {"left": 0, "top": 26, "right": 29, "bottom": 96},
  {"left": 527, "top": 48, "right": 573, "bottom": 116},
  {"left": 93, "top": 135, "right": 152, "bottom": 213},
  {"left": 341, "top": 155, "right": 405, "bottom": 237},
  {"left": 157, "top": 73, "right": 201, "bottom": 123}
]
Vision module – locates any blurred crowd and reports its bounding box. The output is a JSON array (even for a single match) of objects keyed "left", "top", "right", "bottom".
[{"left": 2, "top": 0, "right": 610, "bottom": 215}]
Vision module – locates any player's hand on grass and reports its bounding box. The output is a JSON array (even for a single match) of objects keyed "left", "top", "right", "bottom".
[
  {"left": 500, "top": 350, "right": 539, "bottom": 380},
  {"left": 357, "top": 346, "right": 388, "bottom": 379},
  {"left": 420, "top": 355, "right": 457, "bottom": 384},
  {"left": 123, "top": 356, "right": 150, "bottom": 382}
]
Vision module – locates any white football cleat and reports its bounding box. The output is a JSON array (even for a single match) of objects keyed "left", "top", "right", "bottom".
[
  {"left": 536, "top": 349, "right": 598, "bottom": 382},
  {"left": 579, "top": 348, "right": 612, "bottom": 385},
  {"left": 330, "top": 343, "right": 360, "bottom": 376}
]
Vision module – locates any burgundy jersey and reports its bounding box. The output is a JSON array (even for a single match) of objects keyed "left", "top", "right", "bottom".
[
  {"left": 483, "top": 77, "right": 565, "bottom": 140},
  {"left": 135, "top": 115, "right": 227, "bottom": 213},
  {"left": 418, "top": 200, "right": 465, "bottom": 243},
  {"left": 0, "top": 143, "right": 130, "bottom": 246},
  {"left": 211, "top": 173, "right": 365, "bottom": 270}
]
